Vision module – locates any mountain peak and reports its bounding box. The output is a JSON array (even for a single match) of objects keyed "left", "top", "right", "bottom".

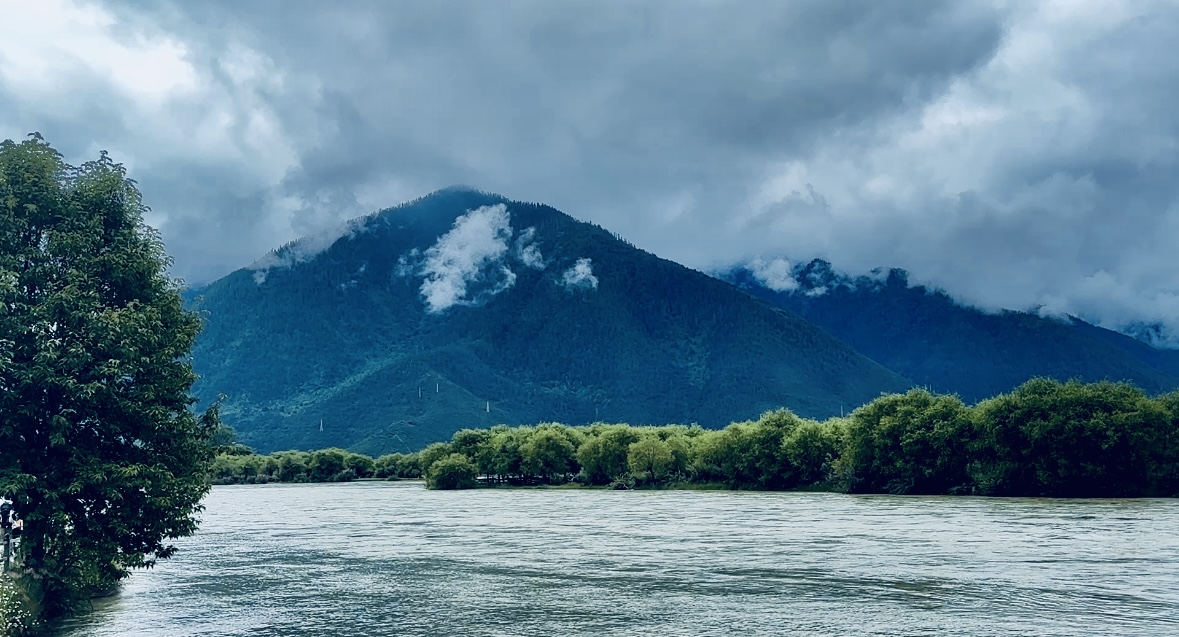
[
  {"left": 245, "top": 188, "right": 519, "bottom": 282},
  {"left": 191, "top": 196, "right": 910, "bottom": 453},
  {"left": 378, "top": 187, "right": 508, "bottom": 222},
  {"left": 434, "top": 184, "right": 491, "bottom": 195}
]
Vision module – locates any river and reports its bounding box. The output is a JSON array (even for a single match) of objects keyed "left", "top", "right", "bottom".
[{"left": 54, "top": 482, "right": 1179, "bottom": 636}]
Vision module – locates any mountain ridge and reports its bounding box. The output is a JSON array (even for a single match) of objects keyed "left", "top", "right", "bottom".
[{"left": 722, "top": 258, "right": 1179, "bottom": 403}]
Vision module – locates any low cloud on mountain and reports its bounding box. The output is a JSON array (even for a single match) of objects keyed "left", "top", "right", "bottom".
[
  {"left": 249, "top": 216, "right": 372, "bottom": 284},
  {"left": 514, "top": 227, "right": 546, "bottom": 270},
  {"left": 415, "top": 204, "right": 516, "bottom": 313},
  {"left": 746, "top": 258, "right": 799, "bottom": 293},
  {"left": 561, "top": 258, "right": 599, "bottom": 291}
]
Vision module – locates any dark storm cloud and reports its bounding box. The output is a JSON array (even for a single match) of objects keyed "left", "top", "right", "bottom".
[
  {"left": 2, "top": 0, "right": 1178, "bottom": 341},
  {"left": 114, "top": 0, "right": 1001, "bottom": 263}
]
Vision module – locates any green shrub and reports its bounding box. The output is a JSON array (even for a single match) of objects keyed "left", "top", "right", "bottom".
[
  {"left": 425, "top": 454, "right": 478, "bottom": 490},
  {"left": 973, "top": 379, "right": 1171, "bottom": 497},
  {"left": 837, "top": 390, "right": 974, "bottom": 494},
  {"left": 627, "top": 436, "right": 674, "bottom": 483}
]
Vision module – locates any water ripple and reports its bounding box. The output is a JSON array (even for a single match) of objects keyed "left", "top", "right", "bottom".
[{"left": 55, "top": 483, "right": 1179, "bottom": 637}]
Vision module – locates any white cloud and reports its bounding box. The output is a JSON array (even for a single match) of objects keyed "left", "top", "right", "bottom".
[
  {"left": 746, "top": 257, "right": 798, "bottom": 293},
  {"left": 248, "top": 216, "right": 371, "bottom": 278},
  {"left": 418, "top": 204, "right": 516, "bottom": 313},
  {"left": 514, "top": 226, "right": 545, "bottom": 270},
  {"left": 0, "top": 0, "right": 198, "bottom": 104},
  {"left": 561, "top": 258, "right": 599, "bottom": 291},
  {"left": 1123, "top": 322, "right": 1179, "bottom": 349}
]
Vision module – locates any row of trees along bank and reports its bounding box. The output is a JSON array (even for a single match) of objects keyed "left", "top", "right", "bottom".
[{"left": 213, "top": 378, "right": 1179, "bottom": 497}]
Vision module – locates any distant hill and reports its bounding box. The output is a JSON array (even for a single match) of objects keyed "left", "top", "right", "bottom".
[
  {"left": 188, "top": 189, "right": 910, "bottom": 454},
  {"left": 721, "top": 259, "right": 1179, "bottom": 403}
]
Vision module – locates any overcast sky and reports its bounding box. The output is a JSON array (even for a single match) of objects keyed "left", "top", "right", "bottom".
[{"left": 2, "top": 0, "right": 1177, "bottom": 340}]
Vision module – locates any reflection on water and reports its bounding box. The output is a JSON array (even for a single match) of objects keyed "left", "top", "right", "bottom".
[{"left": 56, "top": 483, "right": 1179, "bottom": 636}]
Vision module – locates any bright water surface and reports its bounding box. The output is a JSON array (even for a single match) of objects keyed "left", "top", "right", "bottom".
[{"left": 56, "top": 482, "right": 1179, "bottom": 636}]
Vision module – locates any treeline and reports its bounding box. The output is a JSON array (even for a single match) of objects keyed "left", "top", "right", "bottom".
[
  {"left": 211, "top": 447, "right": 380, "bottom": 484},
  {"left": 213, "top": 379, "right": 1179, "bottom": 497}
]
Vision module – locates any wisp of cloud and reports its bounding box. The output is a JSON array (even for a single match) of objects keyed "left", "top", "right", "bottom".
[
  {"left": 561, "top": 258, "right": 599, "bottom": 291},
  {"left": 747, "top": 257, "right": 799, "bottom": 293},
  {"left": 417, "top": 204, "right": 516, "bottom": 313}
]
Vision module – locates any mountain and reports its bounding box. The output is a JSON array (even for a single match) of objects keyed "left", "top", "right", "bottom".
[
  {"left": 722, "top": 259, "right": 1179, "bottom": 403},
  {"left": 188, "top": 189, "right": 911, "bottom": 454}
]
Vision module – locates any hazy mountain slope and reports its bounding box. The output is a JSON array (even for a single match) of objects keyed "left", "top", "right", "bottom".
[
  {"left": 189, "top": 190, "right": 910, "bottom": 454},
  {"left": 1066, "top": 319, "right": 1179, "bottom": 379},
  {"left": 722, "top": 260, "right": 1179, "bottom": 403}
]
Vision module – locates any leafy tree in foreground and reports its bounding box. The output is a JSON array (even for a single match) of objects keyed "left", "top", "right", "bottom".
[{"left": 0, "top": 135, "right": 217, "bottom": 611}]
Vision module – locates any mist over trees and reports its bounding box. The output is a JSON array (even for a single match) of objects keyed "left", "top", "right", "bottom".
[{"left": 213, "top": 378, "right": 1179, "bottom": 498}]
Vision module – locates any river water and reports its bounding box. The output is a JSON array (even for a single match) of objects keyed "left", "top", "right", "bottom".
[{"left": 55, "top": 482, "right": 1179, "bottom": 636}]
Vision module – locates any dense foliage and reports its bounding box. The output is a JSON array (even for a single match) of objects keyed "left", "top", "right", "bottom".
[
  {"left": 210, "top": 446, "right": 377, "bottom": 484},
  {"left": 189, "top": 188, "right": 908, "bottom": 455},
  {"left": 725, "top": 260, "right": 1179, "bottom": 403},
  {"left": 212, "top": 379, "right": 1179, "bottom": 497},
  {"left": 0, "top": 136, "right": 217, "bottom": 617}
]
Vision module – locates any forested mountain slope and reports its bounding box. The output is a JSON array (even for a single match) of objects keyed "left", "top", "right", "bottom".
[
  {"left": 722, "top": 259, "right": 1179, "bottom": 403},
  {"left": 189, "top": 190, "right": 910, "bottom": 453}
]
